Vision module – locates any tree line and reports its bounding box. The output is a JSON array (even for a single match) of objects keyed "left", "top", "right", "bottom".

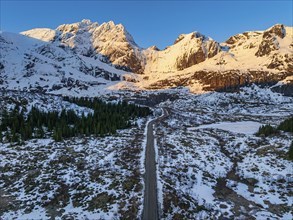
[
  {"left": 0, "top": 97, "right": 151, "bottom": 142},
  {"left": 256, "top": 116, "right": 293, "bottom": 137},
  {"left": 256, "top": 115, "right": 293, "bottom": 160}
]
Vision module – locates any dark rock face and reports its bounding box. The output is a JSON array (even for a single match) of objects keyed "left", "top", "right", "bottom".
[
  {"left": 208, "top": 41, "right": 221, "bottom": 58},
  {"left": 285, "top": 54, "right": 293, "bottom": 73},
  {"left": 267, "top": 54, "right": 293, "bottom": 72},
  {"left": 115, "top": 54, "right": 143, "bottom": 74},
  {"left": 147, "top": 70, "right": 292, "bottom": 93},
  {"left": 176, "top": 47, "right": 206, "bottom": 71},
  {"left": 225, "top": 34, "right": 247, "bottom": 45},
  {"left": 263, "top": 24, "right": 286, "bottom": 39},
  {"left": 96, "top": 44, "right": 143, "bottom": 74},
  {"left": 174, "top": 34, "right": 185, "bottom": 44},
  {"left": 272, "top": 83, "right": 293, "bottom": 96},
  {"left": 94, "top": 68, "right": 121, "bottom": 81},
  {"left": 255, "top": 39, "right": 279, "bottom": 57},
  {"left": 267, "top": 54, "right": 284, "bottom": 70},
  {"left": 176, "top": 37, "right": 221, "bottom": 71},
  {"left": 122, "top": 52, "right": 143, "bottom": 74},
  {"left": 255, "top": 24, "right": 286, "bottom": 57},
  {"left": 0, "top": 62, "right": 4, "bottom": 70}
]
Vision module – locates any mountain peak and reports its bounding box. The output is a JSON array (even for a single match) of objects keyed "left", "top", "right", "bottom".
[
  {"left": 95, "top": 21, "right": 137, "bottom": 47},
  {"left": 56, "top": 19, "right": 98, "bottom": 33},
  {"left": 174, "top": 32, "right": 209, "bottom": 45},
  {"left": 81, "top": 19, "right": 93, "bottom": 25},
  {"left": 100, "top": 21, "right": 116, "bottom": 29},
  {"left": 99, "top": 21, "right": 127, "bottom": 33},
  {"left": 264, "top": 23, "right": 286, "bottom": 39},
  {"left": 147, "top": 45, "right": 160, "bottom": 51}
]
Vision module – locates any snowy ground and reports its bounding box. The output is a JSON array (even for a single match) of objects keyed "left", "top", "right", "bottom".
[
  {"left": 0, "top": 132, "right": 147, "bottom": 219},
  {"left": 0, "top": 92, "right": 150, "bottom": 219},
  {"left": 0, "top": 86, "right": 292, "bottom": 219},
  {"left": 194, "top": 121, "right": 263, "bottom": 135},
  {"left": 155, "top": 86, "right": 293, "bottom": 219}
]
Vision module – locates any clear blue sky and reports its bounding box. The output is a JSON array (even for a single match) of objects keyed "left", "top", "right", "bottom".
[{"left": 1, "top": 1, "right": 292, "bottom": 49}]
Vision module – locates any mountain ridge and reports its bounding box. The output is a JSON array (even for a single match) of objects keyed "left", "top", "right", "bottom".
[{"left": 1, "top": 20, "right": 292, "bottom": 95}]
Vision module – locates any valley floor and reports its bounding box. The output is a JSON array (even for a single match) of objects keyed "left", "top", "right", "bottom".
[
  {"left": 155, "top": 87, "right": 293, "bottom": 219},
  {"left": 0, "top": 86, "right": 292, "bottom": 219}
]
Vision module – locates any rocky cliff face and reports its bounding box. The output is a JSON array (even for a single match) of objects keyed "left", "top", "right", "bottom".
[
  {"left": 22, "top": 20, "right": 144, "bottom": 73},
  {"left": 255, "top": 24, "right": 286, "bottom": 57},
  {"left": 174, "top": 33, "right": 221, "bottom": 70},
  {"left": 147, "top": 70, "right": 292, "bottom": 92},
  {"left": 142, "top": 32, "right": 221, "bottom": 73}
]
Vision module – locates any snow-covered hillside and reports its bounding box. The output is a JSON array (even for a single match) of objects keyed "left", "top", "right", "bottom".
[{"left": 0, "top": 31, "right": 138, "bottom": 96}]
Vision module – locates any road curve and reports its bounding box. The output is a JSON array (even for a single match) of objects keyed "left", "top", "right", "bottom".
[{"left": 142, "top": 108, "right": 169, "bottom": 220}]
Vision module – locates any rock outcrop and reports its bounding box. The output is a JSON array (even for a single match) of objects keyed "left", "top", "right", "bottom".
[
  {"left": 175, "top": 33, "right": 221, "bottom": 70},
  {"left": 147, "top": 70, "right": 293, "bottom": 92},
  {"left": 255, "top": 24, "right": 286, "bottom": 57}
]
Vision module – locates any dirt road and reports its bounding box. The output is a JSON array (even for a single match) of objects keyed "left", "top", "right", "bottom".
[{"left": 142, "top": 108, "right": 169, "bottom": 220}]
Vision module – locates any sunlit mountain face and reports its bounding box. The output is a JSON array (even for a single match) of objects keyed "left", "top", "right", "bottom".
[{"left": 0, "top": 21, "right": 291, "bottom": 95}]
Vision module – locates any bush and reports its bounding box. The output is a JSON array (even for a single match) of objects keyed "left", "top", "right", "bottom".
[{"left": 256, "top": 124, "right": 278, "bottom": 137}]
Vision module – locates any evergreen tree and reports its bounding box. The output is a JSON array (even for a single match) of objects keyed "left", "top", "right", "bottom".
[
  {"left": 0, "top": 97, "right": 151, "bottom": 143},
  {"left": 256, "top": 124, "right": 278, "bottom": 137},
  {"left": 36, "top": 126, "right": 45, "bottom": 138},
  {"left": 278, "top": 116, "right": 293, "bottom": 132}
]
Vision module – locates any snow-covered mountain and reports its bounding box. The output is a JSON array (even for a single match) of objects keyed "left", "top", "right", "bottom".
[
  {"left": 22, "top": 19, "right": 144, "bottom": 74},
  {"left": 0, "top": 30, "right": 137, "bottom": 96},
  {"left": 1, "top": 20, "right": 292, "bottom": 95},
  {"left": 143, "top": 32, "right": 221, "bottom": 72},
  {"left": 140, "top": 24, "right": 293, "bottom": 93},
  {"left": 22, "top": 20, "right": 222, "bottom": 75}
]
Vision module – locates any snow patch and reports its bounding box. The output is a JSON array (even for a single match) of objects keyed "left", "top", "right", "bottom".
[{"left": 194, "top": 121, "right": 263, "bottom": 135}]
